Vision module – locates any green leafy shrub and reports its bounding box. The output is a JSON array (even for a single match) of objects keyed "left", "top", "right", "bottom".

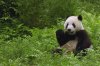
[{"left": 0, "top": 0, "right": 32, "bottom": 40}]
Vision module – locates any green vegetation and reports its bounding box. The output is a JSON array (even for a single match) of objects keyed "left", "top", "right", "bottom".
[{"left": 0, "top": 0, "right": 100, "bottom": 66}]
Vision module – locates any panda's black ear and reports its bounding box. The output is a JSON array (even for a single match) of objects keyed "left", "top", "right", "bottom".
[{"left": 78, "top": 15, "right": 82, "bottom": 21}]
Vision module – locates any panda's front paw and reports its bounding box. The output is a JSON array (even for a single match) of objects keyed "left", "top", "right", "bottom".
[{"left": 52, "top": 48, "right": 63, "bottom": 55}]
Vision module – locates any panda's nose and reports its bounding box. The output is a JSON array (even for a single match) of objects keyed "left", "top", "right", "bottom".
[{"left": 68, "top": 29, "right": 71, "bottom": 32}]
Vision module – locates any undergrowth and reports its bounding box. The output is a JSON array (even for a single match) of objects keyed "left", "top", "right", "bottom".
[{"left": 0, "top": 12, "right": 100, "bottom": 66}]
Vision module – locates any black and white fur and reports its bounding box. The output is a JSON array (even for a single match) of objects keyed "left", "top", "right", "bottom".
[{"left": 55, "top": 15, "right": 92, "bottom": 56}]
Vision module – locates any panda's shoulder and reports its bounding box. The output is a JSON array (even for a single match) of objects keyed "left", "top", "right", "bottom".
[
  {"left": 77, "top": 30, "right": 90, "bottom": 41},
  {"left": 77, "top": 30, "right": 87, "bottom": 33},
  {"left": 76, "top": 30, "right": 89, "bottom": 37}
]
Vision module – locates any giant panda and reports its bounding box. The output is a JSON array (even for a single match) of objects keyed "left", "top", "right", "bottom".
[{"left": 55, "top": 15, "right": 92, "bottom": 56}]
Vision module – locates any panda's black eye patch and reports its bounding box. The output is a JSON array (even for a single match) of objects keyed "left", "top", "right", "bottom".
[
  {"left": 66, "top": 23, "right": 68, "bottom": 28},
  {"left": 72, "top": 23, "right": 76, "bottom": 28}
]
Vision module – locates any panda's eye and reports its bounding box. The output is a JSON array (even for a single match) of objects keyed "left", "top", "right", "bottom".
[{"left": 72, "top": 23, "right": 76, "bottom": 28}]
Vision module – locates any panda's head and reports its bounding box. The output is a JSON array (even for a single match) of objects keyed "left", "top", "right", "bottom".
[{"left": 64, "top": 15, "right": 84, "bottom": 35}]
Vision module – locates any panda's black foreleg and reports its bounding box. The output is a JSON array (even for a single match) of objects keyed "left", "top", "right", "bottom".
[
  {"left": 56, "top": 29, "right": 67, "bottom": 46},
  {"left": 52, "top": 29, "right": 66, "bottom": 55}
]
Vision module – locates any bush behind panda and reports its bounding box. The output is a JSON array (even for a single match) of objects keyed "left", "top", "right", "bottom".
[{"left": 54, "top": 15, "right": 93, "bottom": 56}]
